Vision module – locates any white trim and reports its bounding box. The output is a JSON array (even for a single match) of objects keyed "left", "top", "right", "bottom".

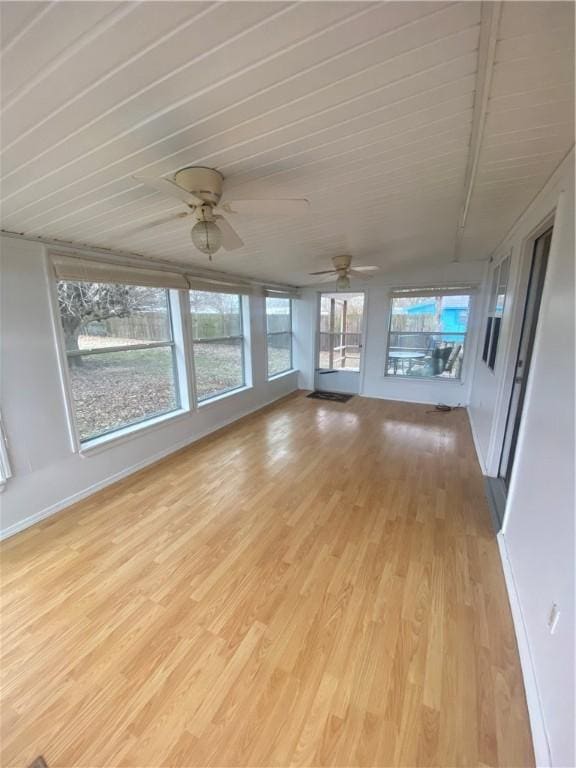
[
  {"left": 485, "top": 205, "right": 559, "bottom": 477},
  {"left": 44, "top": 251, "right": 82, "bottom": 453},
  {"left": 170, "top": 289, "right": 193, "bottom": 413},
  {"left": 267, "top": 368, "right": 298, "bottom": 383},
  {"left": 454, "top": 0, "right": 502, "bottom": 261},
  {"left": 79, "top": 408, "right": 190, "bottom": 456},
  {"left": 358, "top": 290, "right": 369, "bottom": 395},
  {"left": 497, "top": 532, "right": 551, "bottom": 767},
  {"left": 0, "top": 389, "right": 298, "bottom": 541},
  {"left": 466, "top": 405, "right": 487, "bottom": 474},
  {"left": 0, "top": 414, "right": 12, "bottom": 489},
  {"left": 359, "top": 391, "right": 465, "bottom": 407},
  {"left": 198, "top": 383, "right": 252, "bottom": 408}
]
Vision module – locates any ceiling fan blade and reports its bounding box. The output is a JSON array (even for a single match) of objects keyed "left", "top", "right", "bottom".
[
  {"left": 116, "top": 211, "right": 194, "bottom": 240},
  {"left": 349, "top": 269, "right": 376, "bottom": 279},
  {"left": 352, "top": 265, "right": 380, "bottom": 272},
  {"left": 133, "top": 175, "right": 203, "bottom": 207},
  {"left": 313, "top": 274, "right": 338, "bottom": 283},
  {"left": 218, "top": 198, "right": 310, "bottom": 216},
  {"left": 309, "top": 269, "right": 337, "bottom": 275},
  {"left": 214, "top": 215, "right": 244, "bottom": 251}
]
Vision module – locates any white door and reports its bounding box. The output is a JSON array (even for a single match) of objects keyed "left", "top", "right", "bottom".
[{"left": 315, "top": 292, "right": 365, "bottom": 394}]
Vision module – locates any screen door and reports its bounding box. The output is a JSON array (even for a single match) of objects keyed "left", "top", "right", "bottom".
[{"left": 315, "top": 292, "right": 365, "bottom": 394}]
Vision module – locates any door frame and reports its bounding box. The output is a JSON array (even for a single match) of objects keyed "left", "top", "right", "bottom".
[
  {"left": 314, "top": 289, "right": 368, "bottom": 394},
  {"left": 485, "top": 210, "right": 556, "bottom": 482},
  {"left": 499, "top": 227, "right": 552, "bottom": 488}
]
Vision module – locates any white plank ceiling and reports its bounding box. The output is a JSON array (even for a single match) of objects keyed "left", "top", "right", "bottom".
[{"left": 0, "top": 1, "right": 574, "bottom": 285}]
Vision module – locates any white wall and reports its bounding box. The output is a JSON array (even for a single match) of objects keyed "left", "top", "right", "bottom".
[
  {"left": 468, "top": 151, "right": 575, "bottom": 768},
  {"left": 297, "top": 261, "right": 486, "bottom": 406},
  {"left": 0, "top": 237, "right": 299, "bottom": 538}
]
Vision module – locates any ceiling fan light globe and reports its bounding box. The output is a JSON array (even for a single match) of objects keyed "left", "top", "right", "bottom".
[
  {"left": 336, "top": 275, "right": 351, "bottom": 291},
  {"left": 191, "top": 219, "right": 222, "bottom": 256}
]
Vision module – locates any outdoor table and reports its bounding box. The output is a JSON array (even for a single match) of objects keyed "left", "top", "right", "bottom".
[{"left": 388, "top": 350, "right": 426, "bottom": 374}]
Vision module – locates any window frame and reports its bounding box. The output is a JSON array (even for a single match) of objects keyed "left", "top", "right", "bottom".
[
  {"left": 189, "top": 290, "right": 247, "bottom": 403},
  {"left": 482, "top": 254, "right": 510, "bottom": 372},
  {"left": 265, "top": 297, "right": 293, "bottom": 379},
  {"left": 0, "top": 412, "right": 12, "bottom": 491},
  {"left": 317, "top": 292, "right": 365, "bottom": 373},
  {"left": 53, "top": 277, "right": 184, "bottom": 447},
  {"left": 384, "top": 289, "right": 472, "bottom": 382}
]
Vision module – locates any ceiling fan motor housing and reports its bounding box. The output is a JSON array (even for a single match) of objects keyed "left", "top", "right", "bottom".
[
  {"left": 332, "top": 254, "right": 352, "bottom": 270},
  {"left": 174, "top": 166, "right": 223, "bottom": 206}
]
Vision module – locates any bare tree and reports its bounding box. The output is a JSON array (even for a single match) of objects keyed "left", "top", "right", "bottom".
[{"left": 58, "top": 282, "right": 157, "bottom": 356}]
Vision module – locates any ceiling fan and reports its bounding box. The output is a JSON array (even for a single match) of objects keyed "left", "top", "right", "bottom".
[
  {"left": 129, "top": 166, "right": 309, "bottom": 259},
  {"left": 309, "top": 255, "right": 379, "bottom": 290}
]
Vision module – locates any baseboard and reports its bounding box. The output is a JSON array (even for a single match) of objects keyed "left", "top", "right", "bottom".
[
  {"left": 497, "top": 532, "right": 551, "bottom": 767},
  {"left": 0, "top": 389, "right": 298, "bottom": 541},
  {"left": 360, "top": 390, "right": 468, "bottom": 407},
  {"left": 466, "top": 405, "right": 487, "bottom": 473}
]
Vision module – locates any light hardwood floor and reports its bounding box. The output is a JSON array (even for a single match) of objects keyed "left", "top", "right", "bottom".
[{"left": 0, "top": 394, "right": 533, "bottom": 767}]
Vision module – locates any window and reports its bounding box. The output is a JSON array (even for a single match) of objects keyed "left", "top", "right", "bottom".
[
  {"left": 57, "top": 281, "right": 180, "bottom": 443},
  {"left": 266, "top": 297, "right": 292, "bottom": 377},
  {"left": 189, "top": 290, "right": 245, "bottom": 401},
  {"left": 319, "top": 293, "right": 364, "bottom": 371},
  {"left": 0, "top": 412, "right": 11, "bottom": 489},
  {"left": 386, "top": 290, "right": 471, "bottom": 379},
  {"left": 483, "top": 256, "right": 510, "bottom": 370}
]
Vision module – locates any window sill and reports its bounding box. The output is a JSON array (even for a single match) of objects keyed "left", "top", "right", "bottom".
[
  {"left": 198, "top": 384, "right": 252, "bottom": 408},
  {"left": 384, "top": 374, "right": 464, "bottom": 384},
  {"left": 267, "top": 368, "right": 298, "bottom": 382},
  {"left": 80, "top": 408, "right": 190, "bottom": 456}
]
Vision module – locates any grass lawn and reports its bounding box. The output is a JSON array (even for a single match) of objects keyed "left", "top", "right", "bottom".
[
  {"left": 68, "top": 347, "right": 177, "bottom": 441},
  {"left": 69, "top": 343, "right": 294, "bottom": 441}
]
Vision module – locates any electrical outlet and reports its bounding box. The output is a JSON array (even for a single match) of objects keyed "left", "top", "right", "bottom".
[{"left": 548, "top": 603, "right": 560, "bottom": 634}]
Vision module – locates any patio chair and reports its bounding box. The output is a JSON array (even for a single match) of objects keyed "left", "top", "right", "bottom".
[
  {"left": 444, "top": 344, "right": 463, "bottom": 376},
  {"left": 431, "top": 345, "right": 453, "bottom": 376},
  {"left": 405, "top": 335, "right": 438, "bottom": 376}
]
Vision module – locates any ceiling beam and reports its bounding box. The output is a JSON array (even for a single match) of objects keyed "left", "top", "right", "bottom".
[{"left": 453, "top": 0, "right": 502, "bottom": 262}]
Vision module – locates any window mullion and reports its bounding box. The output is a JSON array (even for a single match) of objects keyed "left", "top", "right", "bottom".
[{"left": 66, "top": 340, "right": 172, "bottom": 357}]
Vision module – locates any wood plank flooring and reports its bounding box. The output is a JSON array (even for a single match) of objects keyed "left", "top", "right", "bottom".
[{"left": 0, "top": 394, "right": 534, "bottom": 767}]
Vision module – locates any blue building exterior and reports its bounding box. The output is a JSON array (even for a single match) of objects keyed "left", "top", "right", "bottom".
[{"left": 402, "top": 296, "right": 469, "bottom": 334}]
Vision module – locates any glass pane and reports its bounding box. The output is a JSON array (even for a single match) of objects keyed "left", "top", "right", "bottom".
[
  {"left": 318, "top": 332, "right": 362, "bottom": 371},
  {"left": 390, "top": 295, "right": 470, "bottom": 334},
  {"left": 488, "top": 267, "right": 499, "bottom": 315},
  {"left": 189, "top": 291, "right": 242, "bottom": 339},
  {"left": 58, "top": 281, "right": 172, "bottom": 352},
  {"left": 267, "top": 332, "right": 292, "bottom": 376},
  {"left": 483, "top": 317, "right": 493, "bottom": 362},
  {"left": 488, "top": 318, "right": 501, "bottom": 370},
  {"left": 495, "top": 256, "right": 509, "bottom": 318},
  {"left": 193, "top": 340, "right": 244, "bottom": 401},
  {"left": 68, "top": 347, "right": 178, "bottom": 442},
  {"left": 320, "top": 293, "right": 364, "bottom": 334},
  {"left": 266, "top": 297, "right": 291, "bottom": 333},
  {"left": 386, "top": 333, "right": 465, "bottom": 379}
]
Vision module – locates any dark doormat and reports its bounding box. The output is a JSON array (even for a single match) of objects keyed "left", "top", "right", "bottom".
[{"left": 307, "top": 391, "right": 354, "bottom": 403}]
